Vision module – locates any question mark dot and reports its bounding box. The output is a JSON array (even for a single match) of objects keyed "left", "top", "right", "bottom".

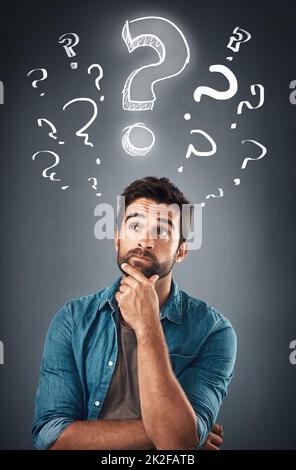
[
  {"left": 96, "top": 193, "right": 102, "bottom": 197},
  {"left": 184, "top": 113, "right": 191, "bottom": 120},
  {"left": 100, "top": 96, "right": 104, "bottom": 102},
  {"left": 71, "top": 62, "right": 78, "bottom": 69},
  {"left": 96, "top": 158, "right": 101, "bottom": 165},
  {"left": 231, "top": 122, "right": 236, "bottom": 129},
  {"left": 234, "top": 178, "right": 240, "bottom": 186},
  {"left": 40, "top": 93, "right": 45, "bottom": 97},
  {"left": 226, "top": 56, "right": 233, "bottom": 61},
  {"left": 178, "top": 166, "right": 183, "bottom": 173},
  {"left": 59, "top": 141, "right": 65, "bottom": 145},
  {"left": 201, "top": 202, "right": 205, "bottom": 207},
  {"left": 61, "top": 186, "right": 69, "bottom": 190}
]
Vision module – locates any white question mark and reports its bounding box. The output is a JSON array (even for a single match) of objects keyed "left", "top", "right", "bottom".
[
  {"left": 32, "top": 150, "right": 62, "bottom": 181},
  {"left": 88, "top": 177, "right": 101, "bottom": 196},
  {"left": 88, "top": 64, "right": 104, "bottom": 100},
  {"left": 27, "top": 68, "right": 48, "bottom": 96},
  {"left": 241, "top": 139, "right": 267, "bottom": 169},
  {"left": 121, "top": 16, "right": 190, "bottom": 156},
  {"left": 226, "top": 26, "right": 251, "bottom": 61},
  {"left": 63, "top": 98, "right": 97, "bottom": 147},
  {"left": 193, "top": 64, "right": 238, "bottom": 102},
  {"left": 37, "top": 118, "right": 65, "bottom": 144},
  {"left": 59, "top": 33, "right": 80, "bottom": 69},
  {"left": 185, "top": 129, "right": 217, "bottom": 159},
  {"left": 201, "top": 188, "right": 224, "bottom": 207},
  {"left": 0, "top": 81, "right": 4, "bottom": 104},
  {"left": 231, "top": 84, "right": 264, "bottom": 129}
]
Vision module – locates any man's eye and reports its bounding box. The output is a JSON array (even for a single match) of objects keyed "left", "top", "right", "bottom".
[
  {"left": 128, "top": 222, "right": 141, "bottom": 231},
  {"left": 157, "top": 227, "right": 169, "bottom": 236}
]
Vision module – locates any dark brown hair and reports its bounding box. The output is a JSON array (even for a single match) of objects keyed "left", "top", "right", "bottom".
[{"left": 117, "top": 176, "right": 192, "bottom": 245}]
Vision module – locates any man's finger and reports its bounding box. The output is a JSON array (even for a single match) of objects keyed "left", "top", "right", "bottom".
[
  {"left": 205, "top": 442, "right": 221, "bottom": 451},
  {"left": 208, "top": 431, "right": 223, "bottom": 447},
  {"left": 120, "top": 276, "right": 138, "bottom": 289},
  {"left": 121, "top": 262, "right": 151, "bottom": 282},
  {"left": 212, "top": 423, "right": 224, "bottom": 437}
]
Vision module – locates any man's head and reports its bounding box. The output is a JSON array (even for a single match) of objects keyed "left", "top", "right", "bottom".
[{"left": 115, "top": 176, "right": 192, "bottom": 280}]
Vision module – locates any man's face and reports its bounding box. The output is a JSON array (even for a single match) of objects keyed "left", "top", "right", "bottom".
[{"left": 115, "top": 198, "right": 188, "bottom": 279}]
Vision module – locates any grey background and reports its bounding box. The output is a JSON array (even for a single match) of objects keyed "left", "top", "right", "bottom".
[{"left": 0, "top": 0, "right": 295, "bottom": 449}]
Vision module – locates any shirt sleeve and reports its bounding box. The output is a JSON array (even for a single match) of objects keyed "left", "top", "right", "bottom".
[
  {"left": 32, "top": 302, "right": 84, "bottom": 450},
  {"left": 177, "top": 318, "right": 237, "bottom": 449}
]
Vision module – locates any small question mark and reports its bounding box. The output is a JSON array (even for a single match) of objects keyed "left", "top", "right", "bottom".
[
  {"left": 193, "top": 64, "right": 238, "bottom": 102},
  {"left": 226, "top": 26, "right": 251, "bottom": 61},
  {"left": 32, "top": 150, "right": 62, "bottom": 182},
  {"left": 201, "top": 188, "right": 224, "bottom": 207},
  {"left": 0, "top": 81, "right": 4, "bottom": 104},
  {"left": 121, "top": 16, "right": 190, "bottom": 156},
  {"left": 59, "top": 33, "right": 80, "bottom": 69},
  {"left": 241, "top": 139, "right": 267, "bottom": 169},
  {"left": 231, "top": 84, "right": 264, "bottom": 129},
  {"left": 37, "top": 118, "right": 65, "bottom": 144},
  {"left": 185, "top": 129, "right": 217, "bottom": 159},
  {"left": 63, "top": 97, "right": 97, "bottom": 147},
  {"left": 27, "top": 68, "right": 48, "bottom": 96},
  {"left": 88, "top": 64, "right": 104, "bottom": 101},
  {"left": 88, "top": 177, "right": 101, "bottom": 196}
]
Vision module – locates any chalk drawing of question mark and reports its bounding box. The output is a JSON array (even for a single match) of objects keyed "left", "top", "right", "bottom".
[
  {"left": 201, "top": 188, "right": 224, "bottom": 207},
  {"left": 59, "top": 33, "right": 80, "bottom": 69},
  {"left": 185, "top": 129, "right": 217, "bottom": 159},
  {"left": 63, "top": 98, "right": 97, "bottom": 147},
  {"left": 231, "top": 84, "right": 264, "bottom": 129},
  {"left": 0, "top": 81, "right": 4, "bottom": 104},
  {"left": 32, "top": 150, "right": 62, "bottom": 181},
  {"left": 37, "top": 118, "right": 65, "bottom": 144},
  {"left": 27, "top": 68, "right": 48, "bottom": 96},
  {"left": 194, "top": 64, "right": 238, "bottom": 102},
  {"left": 241, "top": 139, "right": 267, "bottom": 169},
  {"left": 226, "top": 26, "right": 251, "bottom": 61},
  {"left": 88, "top": 64, "right": 104, "bottom": 101},
  {"left": 88, "top": 177, "right": 101, "bottom": 196},
  {"left": 121, "top": 16, "right": 190, "bottom": 156}
]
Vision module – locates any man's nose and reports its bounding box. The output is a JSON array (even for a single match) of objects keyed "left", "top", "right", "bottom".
[{"left": 137, "top": 237, "right": 154, "bottom": 250}]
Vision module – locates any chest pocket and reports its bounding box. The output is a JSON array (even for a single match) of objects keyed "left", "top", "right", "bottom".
[{"left": 169, "top": 353, "right": 196, "bottom": 377}]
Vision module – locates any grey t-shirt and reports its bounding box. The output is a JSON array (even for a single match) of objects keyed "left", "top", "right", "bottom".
[{"left": 98, "top": 319, "right": 141, "bottom": 420}]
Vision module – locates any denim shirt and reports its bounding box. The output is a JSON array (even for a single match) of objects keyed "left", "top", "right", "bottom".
[{"left": 32, "top": 276, "right": 237, "bottom": 450}]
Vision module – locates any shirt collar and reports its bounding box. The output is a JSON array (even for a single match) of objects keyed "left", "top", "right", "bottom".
[{"left": 98, "top": 276, "right": 182, "bottom": 325}]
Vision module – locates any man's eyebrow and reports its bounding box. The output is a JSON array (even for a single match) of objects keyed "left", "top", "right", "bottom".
[{"left": 124, "top": 212, "right": 175, "bottom": 229}]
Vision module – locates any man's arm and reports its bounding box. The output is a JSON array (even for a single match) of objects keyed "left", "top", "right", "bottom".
[
  {"left": 32, "top": 302, "right": 154, "bottom": 450},
  {"left": 49, "top": 419, "right": 154, "bottom": 450},
  {"left": 136, "top": 325, "right": 199, "bottom": 450}
]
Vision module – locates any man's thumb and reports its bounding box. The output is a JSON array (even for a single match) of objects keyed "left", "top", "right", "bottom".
[{"left": 149, "top": 274, "right": 159, "bottom": 284}]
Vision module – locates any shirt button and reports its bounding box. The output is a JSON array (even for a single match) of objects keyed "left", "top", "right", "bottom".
[
  {"left": 94, "top": 401, "right": 100, "bottom": 407},
  {"left": 108, "top": 361, "right": 113, "bottom": 367}
]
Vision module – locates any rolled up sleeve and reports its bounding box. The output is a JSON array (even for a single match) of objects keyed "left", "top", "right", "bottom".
[
  {"left": 32, "top": 302, "right": 84, "bottom": 450},
  {"left": 178, "top": 318, "right": 237, "bottom": 449}
]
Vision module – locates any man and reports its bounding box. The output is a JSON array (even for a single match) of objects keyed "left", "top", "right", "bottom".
[{"left": 32, "top": 176, "right": 237, "bottom": 450}]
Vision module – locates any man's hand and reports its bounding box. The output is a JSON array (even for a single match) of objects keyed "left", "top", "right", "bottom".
[
  {"left": 115, "top": 263, "right": 160, "bottom": 336},
  {"left": 201, "top": 423, "right": 224, "bottom": 450}
]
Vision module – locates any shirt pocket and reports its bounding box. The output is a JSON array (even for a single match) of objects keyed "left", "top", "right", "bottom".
[{"left": 168, "top": 353, "right": 196, "bottom": 377}]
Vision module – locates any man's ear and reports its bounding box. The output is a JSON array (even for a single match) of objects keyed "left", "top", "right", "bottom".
[
  {"left": 114, "top": 227, "right": 119, "bottom": 252},
  {"left": 175, "top": 242, "right": 189, "bottom": 263}
]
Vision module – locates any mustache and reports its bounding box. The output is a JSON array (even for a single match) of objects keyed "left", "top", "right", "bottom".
[{"left": 127, "top": 248, "right": 155, "bottom": 261}]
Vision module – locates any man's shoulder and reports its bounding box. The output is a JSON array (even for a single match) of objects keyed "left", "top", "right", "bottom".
[{"left": 180, "top": 288, "right": 235, "bottom": 335}]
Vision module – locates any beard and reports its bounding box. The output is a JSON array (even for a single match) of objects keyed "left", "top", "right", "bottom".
[{"left": 116, "top": 243, "right": 176, "bottom": 280}]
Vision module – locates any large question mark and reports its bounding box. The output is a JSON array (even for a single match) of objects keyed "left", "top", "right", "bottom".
[
  {"left": 32, "top": 150, "right": 62, "bottom": 181},
  {"left": 0, "top": 81, "right": 4, "bottom": 104},
  {"left": 27, "top": 68, "right": 48, "bottom": 96},
  {"left": 226, "top": 26, "right": 251, "bottom": 61},
  {"left": 37, "top": 118, "right": 65, "bottom": 144},
  {"left": 231, "top": 84, "right": 264, "bottom": 129},
  {"left": 121, "top": 16, "right": 190, "bottom": 156},
  {"left": 63, "top": 98, "right": 97, "bottom": 147},
  {"left": 185, "top": 129, "right": 217, "bottom": 159},
  {"left": 88, "top": 64, "right": 104, "bottom": 101},
  {"left": 59, "top": 33, "right": 80, "bottom": 69},
  {"left": 193, "top": 64, "right": 238, "bottom": 102}
]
